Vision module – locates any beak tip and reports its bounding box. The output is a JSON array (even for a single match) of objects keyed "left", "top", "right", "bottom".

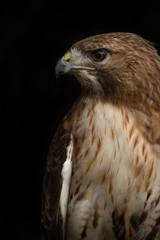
[{"left": 55, "top": 58, "right": 72, "bottom": 78}]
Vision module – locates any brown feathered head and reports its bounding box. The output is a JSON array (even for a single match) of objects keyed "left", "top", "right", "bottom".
[
  {"left": 55, "top": 32, "right": 160, "bottom": 150},
  {"left": 56, "top": 33, "right": 160, "bottom": 108}
]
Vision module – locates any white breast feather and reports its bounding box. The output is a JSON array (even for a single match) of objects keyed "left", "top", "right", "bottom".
[{"left": 67, "top": 102, "right": 160, "bottom": 239}]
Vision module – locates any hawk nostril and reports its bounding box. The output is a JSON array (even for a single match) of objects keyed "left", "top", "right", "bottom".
[{"left": 66, "top": 58, "right": 70, "bottom": 63}]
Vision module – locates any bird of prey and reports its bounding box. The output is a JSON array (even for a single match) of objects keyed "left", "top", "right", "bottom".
[{"left": 41, "top": 32, "right": 160, "bottom": 240}]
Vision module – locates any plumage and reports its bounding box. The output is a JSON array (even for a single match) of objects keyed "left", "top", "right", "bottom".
[
  {"left": 41, "top": 32, "right": 160, "bottom": 239},
  {"left": 60, "top": 134, "right": 73, "bottom": 237}
]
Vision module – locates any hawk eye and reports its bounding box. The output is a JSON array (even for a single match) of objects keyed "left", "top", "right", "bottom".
[{"left": 91, "top": 49, "right": 107, "bottom": 62}]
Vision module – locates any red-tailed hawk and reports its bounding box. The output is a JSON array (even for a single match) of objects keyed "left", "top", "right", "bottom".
[{"left": 41, "top": 33, "right": 160, "bottom": 240}]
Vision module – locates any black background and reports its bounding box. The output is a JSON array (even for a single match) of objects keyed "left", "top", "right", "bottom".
[{"left": 1, "top": 1, "right": 160, "bottom": 239}]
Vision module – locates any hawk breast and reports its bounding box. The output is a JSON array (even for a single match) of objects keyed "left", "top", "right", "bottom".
[{"left": 65, "top": 100, "right": 159, "bottom": 240}]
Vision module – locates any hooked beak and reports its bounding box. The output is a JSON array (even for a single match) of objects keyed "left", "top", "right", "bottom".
[
  {"left": 55, "top": 58, "right": 72, "bottom": 78},
  {"left": 55, "top": 51, "right": 95, "bottom": 78}
]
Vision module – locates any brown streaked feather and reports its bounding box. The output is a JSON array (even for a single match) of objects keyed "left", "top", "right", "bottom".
[{"left": 41, "top": 121, "right": 71, "bottom": 240}]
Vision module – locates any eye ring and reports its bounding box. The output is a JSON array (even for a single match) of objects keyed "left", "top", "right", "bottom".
[{"left": 91, "top": 49, "right": 107, "bottom": 62}]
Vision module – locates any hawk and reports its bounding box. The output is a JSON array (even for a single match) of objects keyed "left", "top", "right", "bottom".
[{"left": 41, "top": 32, "right": 160, "bottom": 240}]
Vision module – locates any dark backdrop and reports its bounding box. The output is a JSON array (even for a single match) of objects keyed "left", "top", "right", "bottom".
[{"left": 1, "top": 1, "right": 160, "bottom": 239}]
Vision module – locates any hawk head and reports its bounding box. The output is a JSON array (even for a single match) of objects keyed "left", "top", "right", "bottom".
[
  {"left": 56, "top": 33, "right": 160, "bottom": 108},
  {"left": 55, "top": 32, "right": 160, "bottom": 151}
]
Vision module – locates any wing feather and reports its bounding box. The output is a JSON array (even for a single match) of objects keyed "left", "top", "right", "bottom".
[
  {"left": 41, "top": 121, "right": 72, "bottom": 240},
  {"left": 60, "top": 135, "right": 73, "bottom": 239}
]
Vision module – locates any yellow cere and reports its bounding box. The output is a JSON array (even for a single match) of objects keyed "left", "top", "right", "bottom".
[
  {"left": 62, "top": 51, "right": 71, "bottom": 64},
  {"left": 62, "top": 51, "right": 95, "bottom": 71}
]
